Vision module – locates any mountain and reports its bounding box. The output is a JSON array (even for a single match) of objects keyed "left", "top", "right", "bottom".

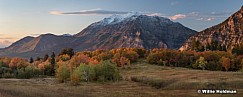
[
  {"left": 7, "top": 36, "right": 34, "bottom": 50},
  {"left": 0, "top": 34, "right": 77, "bottom": 58},
  {"left": 74, "top": 13, "right": 197, "bottom": 50},
  {"left": 180, "top": 6, "right": 243, "bottom": 51},
  {"left": 0, "top": 13, "right": 197, "bottom": 58}
]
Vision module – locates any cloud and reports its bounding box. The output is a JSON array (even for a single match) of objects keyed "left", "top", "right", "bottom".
[
  {"left": 169, "top": 14, "right": 186, "bottom": 20},
  {"left": 50, "top": 11, "right": 62, "bottom": 15},
  {"left": 50, "top": 8, "right": 129, "bottom": 15},
  {"left": 50, "top": 8, "right": 233, "bottom": 22},
  {"left": 206, "top": 18, "right": 215, "bottom": 21},
  {"left": 208, "top": 11, "right": 232, "bottom": 17},
  {"left": 169, "top": 11, "right": 233, "bottom": 21},
  {"left": 0, "top": 40, "right": 12, "bottom": 48}
]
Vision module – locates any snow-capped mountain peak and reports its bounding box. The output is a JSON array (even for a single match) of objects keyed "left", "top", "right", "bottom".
[{"left": 95, "top": 12, "right": 142, "bottom": 26}]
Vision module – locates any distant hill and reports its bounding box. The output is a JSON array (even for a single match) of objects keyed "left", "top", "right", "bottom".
[
  {"left": 0, "top": 34, "right": 76, "bottom": 58},
  {"left": 0, "top": 13, "right": 197, "bottom": 58}
]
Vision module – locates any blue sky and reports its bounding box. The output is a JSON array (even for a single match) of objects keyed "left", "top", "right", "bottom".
[{"left": 0, "top": 0, "right": 243, "bottom": 48}]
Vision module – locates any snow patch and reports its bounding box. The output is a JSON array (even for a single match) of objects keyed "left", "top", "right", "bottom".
[
  {"left": 91, "top": 12, "right": 173, "bottom": 27},
  {"left": 95, "top": 12, "right": 142, "bottom": 26}
]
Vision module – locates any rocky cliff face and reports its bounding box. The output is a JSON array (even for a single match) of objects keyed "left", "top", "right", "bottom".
[
  {"left": 74, "top": 13, "right": 197, "bottom": 50},
  {"left": 180, "top": 6, "right": 243, "bottom": 51}
]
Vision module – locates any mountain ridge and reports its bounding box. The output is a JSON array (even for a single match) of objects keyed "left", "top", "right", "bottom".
[
  {"left": 180, "top": 6, "right": 243, "bottom": 51},
  {"left": 0, "top": 13, "right": 197, "bottom": 58},
  {"left": 75, "top": 14, "right": 197, "bottom": 50}
]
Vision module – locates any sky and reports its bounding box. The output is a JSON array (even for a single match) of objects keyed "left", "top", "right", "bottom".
[{"left": 0, "top": 0, "right": 243, "bottom": 48}]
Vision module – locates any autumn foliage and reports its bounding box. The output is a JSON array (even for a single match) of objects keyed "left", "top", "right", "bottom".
[
  {"left": 1, "top": 47, "right": 243, "bottom": 83},
  {"left": 220, "top": 57, "right": 231, "bottom": 71},
  {"left": 9, "top": 57, "right": 29, "bottom": 69}
]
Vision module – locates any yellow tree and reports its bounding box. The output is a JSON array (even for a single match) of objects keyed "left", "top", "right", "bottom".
[
  {"left": 56, "top": 61, "right": 70, "bottom": 83},
  {"left": 221, "top": 57, "right": 231, "bottom": 71}
]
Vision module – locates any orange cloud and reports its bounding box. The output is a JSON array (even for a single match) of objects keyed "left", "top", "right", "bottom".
[
  {"left": 169, "top": 14, "right": 186, "bottom": 20},
  {"left": 49, "top": 11, "right": 63, "bottom": 15}
]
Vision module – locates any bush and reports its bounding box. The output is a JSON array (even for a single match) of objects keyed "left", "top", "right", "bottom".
[
  {"left": 206, "top": 61, "right": 220, "bottom": 71},
  {"left": 16, "top": 66, "right": 33, "bottom": 79},
  {"left": 192, "top": 57, "right": 207, "bottom": 70},
  {"left": 32, "top": 68, "right": 42, "bottom": 77},
  {"left": 70, "top": 63, "right": 92, "bottom": 85},
  {"left": 44, "top": 64, "right": 54, "bottom": 76},
  {"left": 90, "top": 64, "right": 103, "bottom": 81},
  {"left": 77, "top": 60, "right": 120, "bottom": 82},
  {"left": 147, "top": 53, "right": 160, "bottom": 64},
  {"left": 124, "top": 50, "right": 139, "bottom": 63},
  {"left": 77, "top": 63, "right": 90, "bottom": 82},
  {"left": 2, "top": 72, "right": 15, "bottom": 78},
  {"left": 56, "top": 62, "right": 70, "bottom": 83},
  {"left": 89, "top": 60, "right": 121, "bottom": 82},
  {"left": 70, "top": 68, "right": 80, "bottom": 85},
  {"left": 134, "top": 48, "right": 146, "bottom": 58},
  {"left": 102, "top": 60, "right": 120, "bottom": 81},
  {"left": 97, "top": 52, "right": 113, "bottom": 61},
  {"left": 157, "top": 59, "right": 164, "bottom": 66}
]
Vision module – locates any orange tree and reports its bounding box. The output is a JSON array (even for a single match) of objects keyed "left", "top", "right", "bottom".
[{"left": 220, "top": 57, "right": 231, "bottom": 71}]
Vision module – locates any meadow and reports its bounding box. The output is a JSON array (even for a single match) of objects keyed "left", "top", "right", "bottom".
[{"left": 0, "top": 62, "right": 242, "bottom": 97}]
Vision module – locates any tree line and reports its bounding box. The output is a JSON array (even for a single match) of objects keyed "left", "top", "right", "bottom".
[{"left": 0, "top": 47, "right": 243, "bottom": 85}]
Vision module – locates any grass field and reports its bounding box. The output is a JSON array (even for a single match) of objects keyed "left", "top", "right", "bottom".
[{"left": 0, "top": 62, "right": 243, "bottom": 97}]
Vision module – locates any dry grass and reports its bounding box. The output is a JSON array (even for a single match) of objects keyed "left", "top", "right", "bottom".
[{"left": 0, "top": 62, "right": 243, "bottom": 97}]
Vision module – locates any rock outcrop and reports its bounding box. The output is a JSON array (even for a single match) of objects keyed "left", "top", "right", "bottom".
[{"left": 180, "top": 6, "right": 243, "bottom": 51}]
